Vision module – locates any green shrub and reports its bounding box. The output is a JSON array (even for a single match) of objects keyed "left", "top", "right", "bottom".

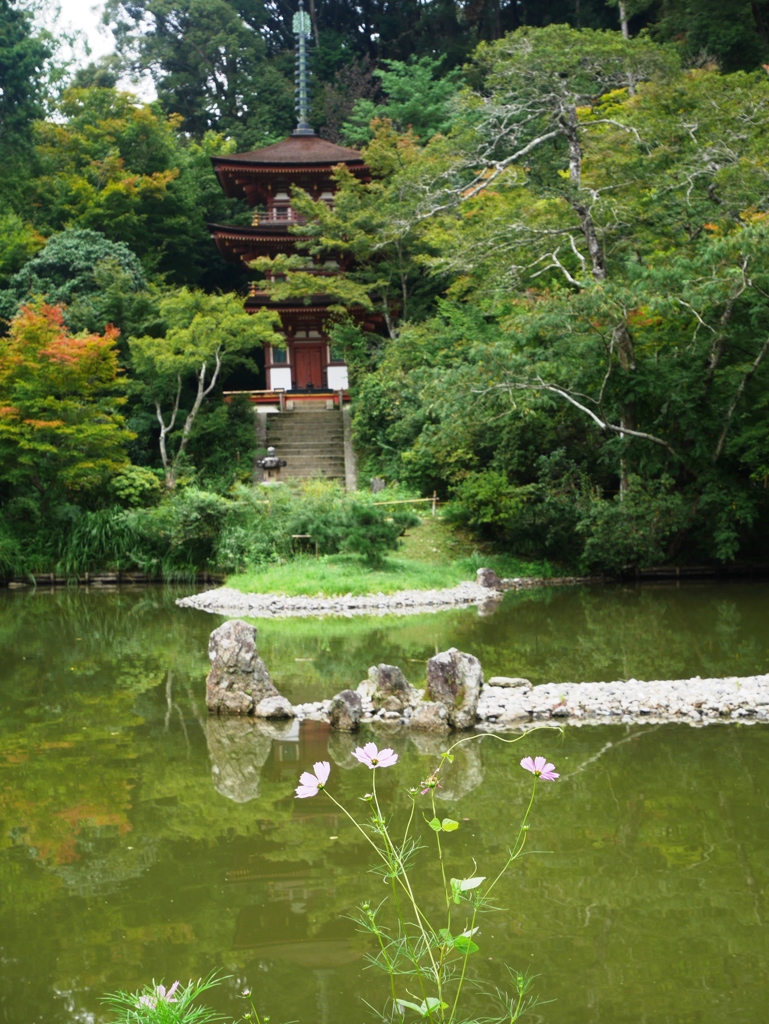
[
  {"left": 577, "top": 477, "right": 690, "bottom": 573},
  {"left": 341, "top": 504, "right": 419, "bottom": 565},
  {"left": 446, "top": 455, "right": 585, "bottom": 563}
]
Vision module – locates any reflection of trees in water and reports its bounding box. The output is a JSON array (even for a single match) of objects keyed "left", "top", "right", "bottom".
[
  {"left": 0, "top": 586, "right": 217, "bottom": 726},
  {"left": 2, "top": 586, "right": 769, "bottom": 1023},
  {"left": 443, "top": 582, "right": 769, "bottom": 684},
  {"left": 2, "top": 714, "right": 768, "bottom": 1024}
]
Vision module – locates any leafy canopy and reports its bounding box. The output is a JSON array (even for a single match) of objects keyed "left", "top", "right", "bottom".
[{"left": 0, "top": 303, "right": 133, "bottom": 503}]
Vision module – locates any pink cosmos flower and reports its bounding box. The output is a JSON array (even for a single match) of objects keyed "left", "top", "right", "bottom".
[
  {"left": 136, "top": 982, "right": 180, "bottom": 1008},
  {"left": 295, "top": 761, "right": 331, "bottom": 798},
  {"left": 520, "top": 756, "right": 559, "bottom": 781},
  {"left": 353, "top": 742, "right": 398, "bottom": 769}
]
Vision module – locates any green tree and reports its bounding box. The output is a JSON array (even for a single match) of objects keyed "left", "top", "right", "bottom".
[
  {"left": 253, "top": 119, "right": 446, "bottom": 342},
  {"left": 650, "top": 0, "right": 769, "bottom": 73},
  {"left": 129, "top": 289, "right": 280, "bottom": 489},
  {"left": 24, "top": 86, "right": 250, "bottom": 287},
  {"left": 344, "top": 35, "right": 769, "bottom": 567},
  {"left": 0, "top": 0, "right": 50, "bottom": 142},
  {"left": 0, "top": 228, "right": 160, "bottom": 343},
  {"left": 1, "top": 229, "right": 146, "bottom": 307},
  {"left": 105, "top": 0, "right": 295, "bottom": 146},
  {"left": 340, "top": 56, "right": 463, "bottom": 146},
  {"left": 0, "top": 212, "right": 44, "bottom": 287}
]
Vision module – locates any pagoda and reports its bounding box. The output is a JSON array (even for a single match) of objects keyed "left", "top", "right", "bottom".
[{"left": 208, "top": 2, "right": 371, "bottom": 399}]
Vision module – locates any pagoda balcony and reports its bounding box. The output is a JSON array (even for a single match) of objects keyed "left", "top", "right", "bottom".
[{"left": 252, "top": 210, "right": 309, "bottom": 226}]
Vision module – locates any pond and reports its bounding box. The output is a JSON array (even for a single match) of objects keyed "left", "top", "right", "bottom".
[{"left": 0, "top": 582, "right": 767, "bottom": 1024}]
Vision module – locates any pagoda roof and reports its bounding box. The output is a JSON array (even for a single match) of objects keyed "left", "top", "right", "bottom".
[{"left": 212, "top": 133, "right": 365, "bottom": 168}]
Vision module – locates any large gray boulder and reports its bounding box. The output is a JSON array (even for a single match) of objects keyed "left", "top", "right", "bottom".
[
  {"left": 329, "top": 689, "right": 363, "bottom": 731},
  {"left": 206, "top": 619, "right": 282, "bottom": 714},
  {"left": 358, "top": 664, "right": 421, "bottom": 712},
  {"left": 410, "top": 700, "right": 450, "bottom": 733},
  {"left": 426, "top": 648, "right": 483, "bottom": 729}
]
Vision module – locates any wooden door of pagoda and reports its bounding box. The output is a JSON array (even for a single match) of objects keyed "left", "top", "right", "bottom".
[{"left": 294, "top": 345, "right": 324, "bottom": 390}]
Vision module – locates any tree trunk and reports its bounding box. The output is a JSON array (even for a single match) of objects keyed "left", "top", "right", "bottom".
[
  {"left": 618, "top": 3, "right": 637, "bottom": 96},
  {"left": 169, "top": 351, "right": 223, "bottom": 484},
  {"left": 614, "top": 321, "right": 637, "bottom": 497},
  {"left": 156, "top": 376, "right": 182, "bottom": 491},
  {"left": 564, "top": 108, "right": 607, "bottom": 282}
]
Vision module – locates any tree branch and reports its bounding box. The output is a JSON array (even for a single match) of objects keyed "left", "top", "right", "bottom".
[
  {"left": 713, "top": 332, "right": 769, "bottom": 462},
  {"left": 485, "top": 379, "right": 681, "bottom": 459}
]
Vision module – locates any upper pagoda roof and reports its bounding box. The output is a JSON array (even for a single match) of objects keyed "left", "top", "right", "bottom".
[
  {"left": 212, "top": 133, "right": 365, "bottom": 168},
  {"left": 210, "top": 132, "right": 369, "bottom": 205}
]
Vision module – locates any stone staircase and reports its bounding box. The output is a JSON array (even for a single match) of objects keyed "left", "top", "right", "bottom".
[{"left": 263, "top": 409, "right": 346, "bottom": 483}]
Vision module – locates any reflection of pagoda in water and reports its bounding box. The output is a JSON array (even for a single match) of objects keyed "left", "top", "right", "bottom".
[{"left": 208, "top": 3, "right": 376, "bottom": 403}]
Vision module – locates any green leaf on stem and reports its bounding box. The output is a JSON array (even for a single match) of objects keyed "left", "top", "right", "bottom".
[
  {"left": 453, "top": 935, "right": 480, "bottom": 954},
  {"left": 441, "top": 818, "right": 459, "bottom": 831},
  {"left": 428, "top": 817, "right": 442, "bottom": 831}
]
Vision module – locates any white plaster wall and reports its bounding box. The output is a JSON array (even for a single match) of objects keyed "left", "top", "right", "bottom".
[
  {"left": 327, "top": 364, "right": 349, "bottom": 390},
  {"left": 268, "top": 367, "right": 292, "bottom": 391}
]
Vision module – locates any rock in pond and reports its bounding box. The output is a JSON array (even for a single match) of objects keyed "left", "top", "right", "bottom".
[
  {"left": 255, "top": 695, "right": 295, "bottom": 719},
  {"left": 358, "top": 663, "right": 421, "bottom": 712},
  {"left": 329, "top": 689, "right": 363, "bottom": 731},
  {"left": 410, "top": 700, "right": 450, "bottom": 733},
  {"left": 426, "top": 647, "right": 483, "bottom": 729},
  {"left": 206, "top": 619, "right": 285, "bottom": 714},
  {"left": 476, "top": 567, "right": 503, "bottom": 589}
]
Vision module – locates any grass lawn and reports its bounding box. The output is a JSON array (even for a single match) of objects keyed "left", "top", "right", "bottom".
[{"left": 226, "top": 516, "right": 553, "bottom": 596}]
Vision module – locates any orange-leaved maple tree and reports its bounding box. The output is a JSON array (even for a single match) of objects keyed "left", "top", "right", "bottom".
[{"left": 0, "top": 303, "right": 134, "bottom": 504}]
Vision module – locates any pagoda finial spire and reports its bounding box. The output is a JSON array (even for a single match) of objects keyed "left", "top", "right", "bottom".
[{"left": 292, "top": 1, "right": 314, "bottom": 136}]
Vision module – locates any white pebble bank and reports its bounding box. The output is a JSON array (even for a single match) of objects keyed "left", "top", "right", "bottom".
[
  {"left": 475, "top": 675, "right": 769, "bottom": 728},
  {"left": 178, "top": 581, "right": 497, "bottom": 618}
]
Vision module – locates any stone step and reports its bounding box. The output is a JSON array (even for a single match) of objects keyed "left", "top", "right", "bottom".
[
  {"left": 267, "top": 422, "right": 343, "bottom": 430},
  {"left": 266, "top": 412, "right": 343, "bottom": 422},
  {"left": 267, "top": 426, "right": 343, "bottom": 436},
  {"left": 267, "top": 431, "right": 344, "bottom": 441},
  {"left": 268, "top": 441, "right": 343, "bottom": 450},
  {"left": 280, "top": 458, "right": 344, "bottom": 468},
  {"left": 280, "top": 470, "right": 345, "bottom": 479}
]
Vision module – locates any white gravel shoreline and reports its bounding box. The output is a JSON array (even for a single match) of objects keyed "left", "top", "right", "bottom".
[
  {"left": 286, "top": 674, "right": 769, "bottom": 729},
  {"left": 475, "top": 674, "right": 769, "bottom": 727},
  {"left": 176, "top": 574, "right": 594, "bottom": 618},
  {"left": 177, "top": 581, "right": 500, "bottom": 617}
]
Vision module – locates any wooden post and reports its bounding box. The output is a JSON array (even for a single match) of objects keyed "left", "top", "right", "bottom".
[{"left": 432, "top": 490, "right": 437, "bottom": 516}]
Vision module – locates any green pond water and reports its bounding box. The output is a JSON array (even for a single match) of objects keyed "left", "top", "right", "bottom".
[{"left": 1, "top": 582, "right": 768, "bottom": 1024}]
